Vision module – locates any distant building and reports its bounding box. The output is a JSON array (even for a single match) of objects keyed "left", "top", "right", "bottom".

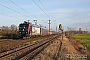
[
  {"left": 79, "top": 28, "right": 82, "bottom": 32},
  {"left": 79, "top": 28, "right": 82, "bottom": 34}
]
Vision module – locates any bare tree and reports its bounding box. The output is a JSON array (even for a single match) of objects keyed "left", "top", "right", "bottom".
[
  {"left": 10, "top": 24, "right": 17, "bottom": 34},
  {"left": 2, "top": 26, "right": 9, "bottom": 35}
]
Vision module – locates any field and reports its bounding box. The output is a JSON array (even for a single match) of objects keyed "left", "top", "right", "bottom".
[{"left": 73, "top": 34, "right": 90, "bottom": 51}]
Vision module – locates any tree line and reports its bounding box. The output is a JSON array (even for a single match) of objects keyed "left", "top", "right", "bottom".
[{"left": 0, "top": 24, "right": 18, "bottom": 36}]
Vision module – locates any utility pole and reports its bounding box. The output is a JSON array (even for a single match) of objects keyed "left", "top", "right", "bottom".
[
  {"left": 48, "top": 20, "right": 51, "bottom": 34},
  {"left": 43, "top": 20, "right": 56, "bottom": 35},
  {"left": 56, "top": 26, "right": 57, "bottom": 32}
]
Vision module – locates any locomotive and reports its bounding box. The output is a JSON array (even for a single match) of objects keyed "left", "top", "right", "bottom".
[
  {"left": 18, "top": 21, "right": 32, "bottom": 38},
  {"left": 18, "top": 21, "right": 49, "bottom": 39}
]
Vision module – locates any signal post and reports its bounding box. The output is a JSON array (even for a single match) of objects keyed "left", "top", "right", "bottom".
[{"left": 59, "top": 24, "right": 63, "bottom": 40}]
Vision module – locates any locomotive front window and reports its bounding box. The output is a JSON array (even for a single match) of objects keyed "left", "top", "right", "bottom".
[
  {"left": 19, "top": 24, "right": 28, "bottom": 30},
  {"left": 19, "top": 24, "right": 28, "bottom": 27}
]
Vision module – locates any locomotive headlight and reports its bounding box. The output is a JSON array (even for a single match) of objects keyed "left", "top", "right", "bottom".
[
  {"left": 19, "top": 32, "right": 21, "bottom": 33},
  {"left": 26, "top": 32, "right": 27, "bottom": 33},
  {"left": 23, "top": 29, "right": 24, "bottom": 31}
]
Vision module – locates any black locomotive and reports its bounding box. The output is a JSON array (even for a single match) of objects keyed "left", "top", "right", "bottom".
[{"left": 18, "top": 21, "right": 32, "bottom": 39}]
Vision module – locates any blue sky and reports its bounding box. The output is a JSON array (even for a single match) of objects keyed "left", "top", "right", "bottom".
[{"left": 0, "top": 0, "right": 90, "bottom": 31}]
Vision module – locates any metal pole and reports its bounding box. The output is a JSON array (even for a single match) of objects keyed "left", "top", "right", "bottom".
[
  {"left": 56, "top": 26, "right": 57, "bottom": 32},
  {"left": 40, "top": 25, "right": 41, "bottom": 35},
  {"left": 48, "top": 20, "right": 51, "bottom": 34}
]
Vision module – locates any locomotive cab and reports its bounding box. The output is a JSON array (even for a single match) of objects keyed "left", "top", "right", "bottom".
[
  {"left": 18, "top": 21, "right": 32, "bottom": 39},
  {"left": 19, "top": 24, "right": 28, "bottom": 34}
]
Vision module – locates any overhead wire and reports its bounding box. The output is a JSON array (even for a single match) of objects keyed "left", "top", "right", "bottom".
[
  {"left": 0, "top": 4, "right": 30, "bottom": 18},
  {"left": 33, "top": 0, "right": 50, "bottom": 19},
  {"left": 0, "top": 12, "right": 16, "bottom": 18},
  {"left": 39, "top": 0, "right": 49, "bottom": 15},
  {"left": 39, "top": 0, "right": 58, "bottom": 21},
  {"left": 0, "top": 12, "right": 24, "bottom": 20},
  {"left": 9, "top": 0, "right": 38, "bottom": 20},
  {"left": 0, "top": 8, "right": 17, "bottom": 19},
  {"left": 1, "top": 0, "right": 51, "bottom": 24}
]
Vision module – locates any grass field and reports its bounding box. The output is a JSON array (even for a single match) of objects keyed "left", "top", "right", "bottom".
[{"left": 73, "top": 34, "right": 90, "bottom": 50}]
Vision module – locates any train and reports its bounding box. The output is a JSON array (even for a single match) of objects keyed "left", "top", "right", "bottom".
[{"left": 18, "top": 21, "right": 57, "bottom": 39}]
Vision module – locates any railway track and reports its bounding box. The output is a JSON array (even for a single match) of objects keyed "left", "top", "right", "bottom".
[
  {"left": 0, "top": 34, "right": 55, "bottom": 53},
  {"left": 0, "top": 34, "right": 60, "bottom": 60}
]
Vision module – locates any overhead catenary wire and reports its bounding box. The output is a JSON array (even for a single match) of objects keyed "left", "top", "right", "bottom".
[
  {"left": 39, "top": 0, "right": 49, "bottom": 15},
  {"left": 39, "top": 0, "right": 56, "bottom": 32},
  {"left": 9, "top": 0, "right": 38, "bottom": 19},
  {"left": 40, "top": 0, "right": 58, "bottom": 20},
  {"left": 0, "top": 4, "right": 30, "bottom": 18},
  {"left": 33, "top": 0, "right": 50, "bottom": 19},
  {"left": 0, "top": 12, "right": 24, "bottom": 20},
  {"left": 0, "top": 12, "right": 17, "bottom": 18},
  {"left": 40, "top": 0, "right": 59, "bottom": 20}
]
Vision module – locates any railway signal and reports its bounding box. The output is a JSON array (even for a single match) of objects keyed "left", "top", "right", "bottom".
[
  {"left": 59, "top": 24, "right": 63, "bottom": 40},
  {"left": 59, "top": 24, "right": 62, "bottom": 31}
]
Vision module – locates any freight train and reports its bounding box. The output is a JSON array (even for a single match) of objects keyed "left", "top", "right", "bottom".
[{"left": 18, "top": 21, "right": 57, "bottom": 39}]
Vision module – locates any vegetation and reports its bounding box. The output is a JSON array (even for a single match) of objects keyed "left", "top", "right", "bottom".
[
  {"left": 0, "top": 24, "right": 18, "bottom": 38},
  {"left": 73, "top": 34, "right": 90, "bottom": 50}
]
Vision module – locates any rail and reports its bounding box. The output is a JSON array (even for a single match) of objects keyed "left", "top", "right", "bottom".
[{"left": 0, "top": 35, "right": 60, "bottom": 60}]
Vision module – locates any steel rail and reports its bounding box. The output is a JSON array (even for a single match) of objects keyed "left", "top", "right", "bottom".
[{"left": 0, "top": 35, "right": 60, "bottom": 60}]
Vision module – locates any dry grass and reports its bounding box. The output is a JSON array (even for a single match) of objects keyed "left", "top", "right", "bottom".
[
  {"left": 33, "top": 38, "right": 61, "bottom": 60},
  {"left": 0, "top": 35, "right": 52, "bottom": 53}
]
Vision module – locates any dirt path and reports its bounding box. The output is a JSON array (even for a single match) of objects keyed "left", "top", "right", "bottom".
[
  {"left": 59, "top": 35, "right": 90, "bottom": 60},
  {"left": 27, "top": 35, "right": 90, "bottom": 60}
]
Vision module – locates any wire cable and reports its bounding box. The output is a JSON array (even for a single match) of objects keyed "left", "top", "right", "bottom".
[
  {"left": 0, "top": 12, "right": 24, "bottom": 20},
  {"left": 0, "top": 3, "right": 30, "bottom": 18},
  {"left": 0, "top": 12, "right": 16, "bottom": 18},
  {"left": 9, "top": 0, "right": 38, "bottom": 19},
  {"left": 33, "top": 0, "right": 50, "bottom": 18},
  {"left": 39, "top": 0, "right": 49, "bottom": 14}
]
